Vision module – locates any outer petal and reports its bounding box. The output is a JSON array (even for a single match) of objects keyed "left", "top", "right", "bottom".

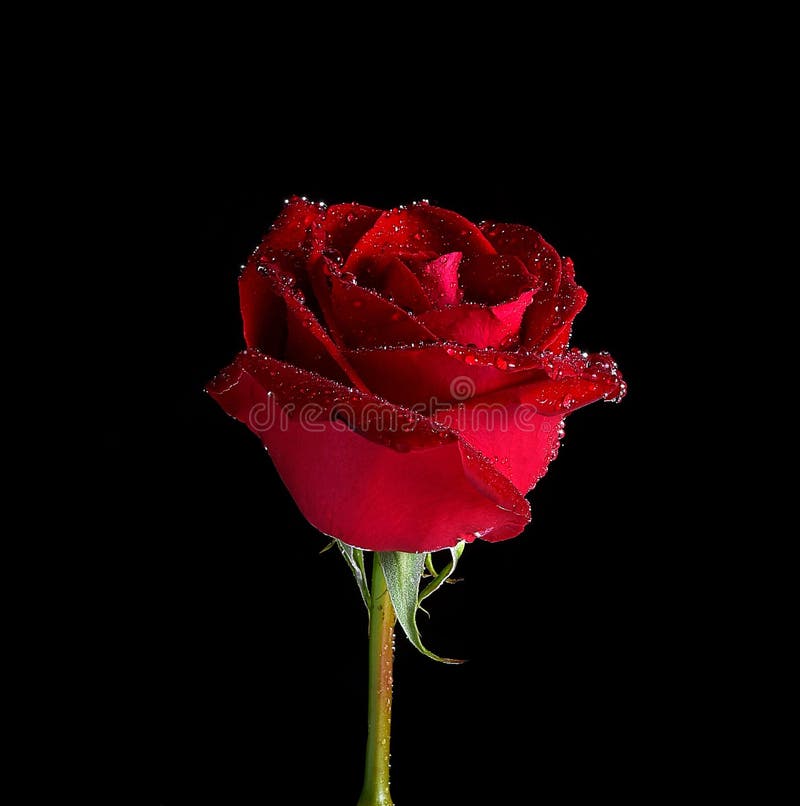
[
  {"left": 515, "top": 352, "right": 626, "bottom": 414},
  {"left": 432, "top": 358, "right": 624, "bottom": 494},
  {"left": 417, "top": 290, "right": 535, "bottom": 348},
  {"left": 259, "top": 196, "right": 323, "bottom": 255},
  {"left": 458, "top": 254, "right": 534, "bottom": 305},
  {"left": 310, "top": 265, "right": 438, "bottom": 349},
  {"left": 239, "top": 255, "right": 288, "bottom": 357},
  {"left": 346, "top": 343, "right": 547, "bottom": 410},
  {"left": 536, "top": 257, "right": 587, "bottom": 351},
  {"left": 344, "top": 202, "right": 496, "bottom": 275},
  {"left": 480, "top": 221, "right": 568, "bottom": 346},
  {"left": 239, "top": 259, "right": 367, "bottom": 389},
  {"left": 434, "top": 395, "right": 563, "bottom": 495},
  {"left": 347, "top": 344, "right": 625, "bottom": 415},
  {"left": 355, "top": 255, "right": 433, "bottom": 313},
  {"left": 206, "top": 351, "right": 529, "bottom": 552},
  {"left": 321, "top": 203, "right": 382, "bottom": 259}
]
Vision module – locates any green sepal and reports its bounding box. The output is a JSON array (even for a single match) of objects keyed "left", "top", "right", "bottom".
[
  {"left": 378, "top": 550, "right": 464, "bottom": 665},
  {"left": 336, "top": 540, "right": 371, "bottom": 616},
  {"left": 419, "top": 541, "right": 466, "bottom": 604}
]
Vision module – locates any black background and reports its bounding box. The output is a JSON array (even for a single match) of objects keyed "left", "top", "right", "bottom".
[{"left": 102, "top": 142, "right": 681, "bottom": 804}]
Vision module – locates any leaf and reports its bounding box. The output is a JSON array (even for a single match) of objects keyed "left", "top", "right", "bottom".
[
  {"left": 337, "top": 541, "right": 371, "bottom": 616},
  {"left": 419, "top": 541, "right": 466, "bottom": 604},
  {"left": 378, "top": 550, "right": 464, "bottom": 664}
]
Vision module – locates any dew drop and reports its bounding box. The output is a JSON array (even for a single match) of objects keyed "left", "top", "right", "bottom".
[{"left": 323, "top": 248, "right": 343, "bottom": 265}]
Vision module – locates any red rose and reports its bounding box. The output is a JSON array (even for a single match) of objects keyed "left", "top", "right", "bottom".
[{"left": 208, "top": 198, "right": 624, "bottom": 552}]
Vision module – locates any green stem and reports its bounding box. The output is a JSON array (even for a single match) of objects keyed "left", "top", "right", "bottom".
[{"left": 357, "top": 557, "right": 396, "bottom": 806}]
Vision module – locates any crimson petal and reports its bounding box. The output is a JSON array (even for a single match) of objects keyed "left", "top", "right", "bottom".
[
  {"left": 408, "top": 252, "right": 462, "bottom": 309},
  {"left": 535, "top": 257, "right": 587, "bottom": 351},
  {"left": 356, "top": 255, "right": 433, "bottom": 313},
  {"left": 259, "top": 196, "right": 323, "bottom": 255},
  {"left": 433, "top": 357, "right": 624, "bottom": 493},
  {"left": 206, "top": 351, "right": 529, "bottom": 552},
  {"left": 239, "top": 259, "right": 366, "bottom": 388},
  {"left": 434, "top": 393, "right": 563, "bottom": 495},
  {"left": 346, "top": 343, "right": 546, "bottom": 410},
  {"left": 480, "top": 221, "right": 567, "bottom": 345},
  {"left": 344, "top": 202, "right": 496, "bottom": 275},
  {"left": 418, "top": 290, "right": 535, "bottom": 348},
  {"left": 321, "top": 203, "right": 382, "bottom": 259},
  {"left": 347, "top": 344, "right": 624, "bottom": 413},
  {"left": 509, "top": 353, "right": 625, "bottom": 415},
  {"left": 312, "top": 267, "right": 438, "bottom": 349},
  {"left": 459, "top": 253, "right": 534, "bottom": 305}
]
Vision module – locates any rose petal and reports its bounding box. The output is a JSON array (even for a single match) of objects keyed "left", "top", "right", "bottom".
[
  {"left": 459, "top": 254, "right": 534, "bottom": 305},
  {"left": 434, "top": 392, "right": 563, "bottom": 494},
  {"left": 321, "top": 203, "right": 382, "bottom": 259},
  {"left": 344, "top": 202, "right": 495, "bottom": 275},
  {"left": 259, "top": 196, "right": 323, "bottom": 255},
  {"left": 512, "top": 352, "right": 626, "bottom": 414},
  {"left": 347, "top": 344, "right": 625, "bottom": 413},
  {"left": 407, "top": 252, "right": 463, "bottom": 308},
  {"left": 480, "top": 221, "right": 560, "bottom": 337},
  {"left": 312, "top": 267, "right": 438, "bottom": 349},
  {"left": 239, "top": 259, "right": 366, "bottom": 389},
  {"left": 351, "top": 255, "right": 433, "bottom": 313},
  {"left": 433, "top": 360, "right": 624, "bottom": 493},
  {"left": 480, "top": 220, "right": 562, "bottom": 286},
  {"left": 239, "top": 256, "right": 289, "bottom": 357},
  {"left": 417, "top": 290, "right": 535, "bottom": 348},
  {"left": 206, "top": 351, "right": 529, "bottom": 552},
  {"left": 535, "top": 258, "right": 587, "bottom": 351},
  {"left": 479, "top": 221, "right": 588, "bottom": 349},
  {"left": 346, "top": 343, "right": 547, "bottom": 409}
]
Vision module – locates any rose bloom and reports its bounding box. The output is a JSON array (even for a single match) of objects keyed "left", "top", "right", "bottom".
[{"left": 208, "top": 198, "right": 624, "bottom": 552}]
